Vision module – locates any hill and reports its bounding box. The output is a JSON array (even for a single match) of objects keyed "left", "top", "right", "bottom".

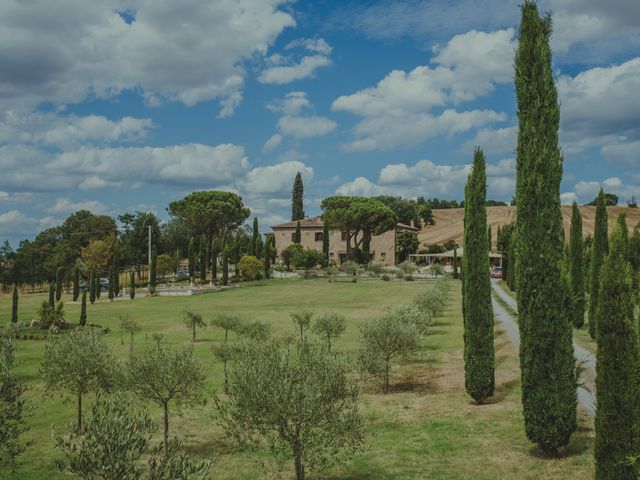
[{"left": 418, "top": 206, "right": 640, "bottom": 249}]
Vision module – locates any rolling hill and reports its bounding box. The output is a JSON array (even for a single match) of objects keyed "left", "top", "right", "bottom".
[{"left": 418, "top": 206, "right": 640, "bottom": 249}]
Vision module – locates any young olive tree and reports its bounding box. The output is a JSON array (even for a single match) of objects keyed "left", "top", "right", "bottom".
[
  {"left": 216, "top": 341, "right": 364, "bottom": 480},
  {"left": 238, "top": 320, "right": 271, "bottom": 342},
  {"left": 119, "top": 315, "right": 141, "bottom": 356},
  {"left": 127, "top": 346, "right": 206, "bottom": 459},
  {"left": 290, "top": 311, "right": 314, "bottom": 341},
  {"left": 0, "top": 336, "right": 28, "bottom": 470},
  {"left": 210, "top": 313, "right": 244, "bottom": 344},
  {"left": 183, "top": 310, "right": 206, "bottom": 343},
  {"left": 41, "top": 328, "right": 118, "bottom": 434},
  {"left": 358, "top": 315, "right": 421, "bottom": 393},
  {"left": 414, "top": 287, "right": 446, "bottom": 319},
  {"left": 311, "top": 313, "right": 346, "bottom": 352}
]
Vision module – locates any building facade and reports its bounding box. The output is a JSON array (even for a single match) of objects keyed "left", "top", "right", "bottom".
[{"left": 271, "top": 216, "right": 418, "bottom": 266}]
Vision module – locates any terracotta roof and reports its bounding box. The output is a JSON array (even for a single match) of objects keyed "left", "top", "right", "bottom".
[{"left": 272, "top": 216, "right": 419, "bottom": 231}]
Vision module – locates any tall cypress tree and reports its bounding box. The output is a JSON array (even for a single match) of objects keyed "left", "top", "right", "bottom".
[
  {"left": 322, "top": 222, "right": 330, "bottom": 266},
  {"left": 48, "top": 282, "right": 55, "bottom": 306},
  {"left": 594, "top": 222, "right": 640, "bottom": 479},
  {"left": 487, "top": 225, "right": 492, "bottom": 253},
  {"left": 199, "top": 235, "right": 206, "bottom": 282},
  {"left": 55, "top": 267, "right": 63, "bottom": 302},
  {"left": 362, "top": 230, "right": 371, "bottom": 265},
  {"left": 232, "top": 230, "right": 242, "bottom": 265},
  {"left": 73, "top": 267, "right": 80, "bottom": 301},
  {"left": 462, "top": 147, "right": 495, "bottom": 404},
  {"left": 294, "top": 221, "right": 301, "bottom": 244},
  {"left": 89, "top": 269, "right": 96, "bottom": 304},
  {"left": 616, "top": 213, "right": 629, "bottom": 254},
  {"left": 569, "top": 202, "right": 585, "bottom": 328},
  {"left": 149, "top": 246, "right": 157, "bottom": 294},
  {"left": 129, "top": 270, "right": 136, "bottom": 300},
  {"left": 291, "top": 171, "right": 305, "bottom": 221},
  {"left": 112, "top": 251, "right": 120, "bottom": 296},
  {"left": 95, "top": 270, "right": 101, "bottom": 299},
  {"left": 210, "top": 237, "right": 219, "bottom": 282},
  {"left": 514, "top": 1, "right": 576, "bottom": 453},
  {"left": 251, "top": 217, "right": 259, "bottom": 256},
  {"left": 188, "top": 237, "right": 195, "bottom": 280},
  {"left": 11, "top": 284, "right": 18, "bottom": 323},
  {"left": 507, "top": 235, "right": 517, "bottom": 291},
  {"left": 453, "top": 247, "right": 459, "bottom": 279},
  {"left": 589, "top": 189, "right": 608, "bottom": 340},
  {"left": 79, "top": 290, "right": 87, "bottom": 327},
  {"left": 264, "top": 238, "right": 271, "bottom": 279},
  {"left": 222, "top": 235, "right": 229, "bottom": 286},
  {"left": 108, "top": 264, "right": 115, "bottom": 301}
]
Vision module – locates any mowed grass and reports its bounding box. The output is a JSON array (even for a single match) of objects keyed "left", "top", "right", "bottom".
[{"left": 0, "top": 278, "right": 594, "bottom": 479}]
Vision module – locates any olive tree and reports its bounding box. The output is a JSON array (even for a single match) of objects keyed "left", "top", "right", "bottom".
[
  {"left": 0, "top": 336, "right": 28, "bottom": 469},
  {"left": 127, "top": 346, "right": 206, "bottom": 459},
  {"left": 41, "top": 328, "right": 118, "bottom": 434},
  {"left": 290, "top": 311, "right": 314, "bottom": 341},
  {"left": 183, "top": 310, "right": 206, "bottom": 343},
  {"left": 216, "top": 341, "right": 364, "bottom": 480},
  {"left": 119, "top": 315, "right": 141, "bottom": 356},
  {"left": 210, "top": 313, "right": 245, "bottom": 343},
  {"left": 311, "top": 314, "right": 346, "bottom": 352},
  {"left": 358, "top": 314, "right": 421, "bottom": 393}
]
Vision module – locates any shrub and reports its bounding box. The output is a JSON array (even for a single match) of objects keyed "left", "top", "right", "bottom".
[
  {"left": 381, "top": 274, "right": 390, "bottom": 281},
  {"left": 414, "top": 287, "right": 446, "bottom": 318},
  {"left": 405, "top": 274, "right": 414, "bottom": 281},
  {"left": 366, "top": 261, "right": 385, "bottom": 276},
  {"left": 398, "top": 260, "right": 418, "bottom": 278},
  {"left": 237, "top": 255, "right": 263, "bottom": 280},
  {"left": 36, "top": 301, "right": 65, "bottom": 329},
  {"left": 340, "top": 260, "right": 361, "bottom": 276}
]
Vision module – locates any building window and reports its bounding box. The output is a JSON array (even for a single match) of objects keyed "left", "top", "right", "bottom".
[
  {"left": 341, "top": 231, "right": 348, "bottom": 241},
  {"left": 315, "top": 232, "right": 323, "bottom": 242},
  {"left": 330, "top": 252, "right": 335, "bottom": 257},
  {"left": 380, "top": 252, "right": 386, "bottom": 259}
]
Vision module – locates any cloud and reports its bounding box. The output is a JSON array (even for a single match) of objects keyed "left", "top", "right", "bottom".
[
  {"left": 277, "top": 115, "right": 337, "bottom": 139},
  {"left": 336, "top": 157, "right": 515, "bottom": 200},
  {"left": 262, "top": 133, "right": 283, "bottom": 153},
  {"left": 241, "top": 160, "right": 313, "bottom": 196},
  {"left": 463, "top": 126, "right": 517, "bottom": 154},
  {"left": 48, "top": 198, "right": 108, "bottom": 215},
  {"left": 259, "top": 37, "right": 332, "bottom": 85},
  {"left": 332, "top": 29, "right": 513, "bottom": 151},
  {"left": 0, "top": 210, "right": 54, "bottom": 238},
  {"left": 564, "top": 176, "right": 640, "bottom": 205},
  {"left": 0, "top": 0, "right": 295, "bottom": 115},
  {"left": 0, "top": 111, "right": 154, "bottom": 147},
  {"left": 267, "top": 91, "right": 311, "bottom": 115}
]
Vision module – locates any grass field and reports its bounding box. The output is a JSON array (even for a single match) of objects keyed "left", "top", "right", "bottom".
[{"left": 0, "top": 278, "right": 594, "bottom": 479}]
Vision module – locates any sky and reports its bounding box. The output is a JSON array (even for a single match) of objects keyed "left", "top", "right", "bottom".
[{"left": 0, "top": 0, "right": 639, "bottom": 242}]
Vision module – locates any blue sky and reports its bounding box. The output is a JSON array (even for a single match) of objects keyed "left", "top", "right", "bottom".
[{"left": 0, "top": 0, "right": 639, "bottom": 242}]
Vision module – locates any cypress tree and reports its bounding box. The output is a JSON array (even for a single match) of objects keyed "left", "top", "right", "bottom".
[
  {"left": 507, "top": 236, "right": 517, "bottom": 291},
  {"left": 108, "top": 264, "right": 115, "bottom": 301},
  {"left": 199, "top": 235, "right": 206, "bottom": 282},
  {"left": 89, "top": 269, "right": 96, "bottom": 304},
  {"left": 589, "top": 189, "right": 608, "bottom": 340},
  {"left": 255, "top": 234, "right": 264, "bottom": 260},
  {"left": 251, "top": 217, "right": 259, "bottom": 256},
  {"left": 232, "top": 230, "right": 242, "bottom": 265},
  {"left": 487, "top": 225, "right": 492, "bottom": 253},
  {"left": 79, "top": 290, "right": 87, "bottom": 327},
  {"left": 362, "top": 230, "right": 371, "bottom": 265},
  {"left": 73, "top": 267, "right": 80, "bottom": 301},
  {"left": 453, "top": 247, "right": 459, "bottom": 279},
  {"left": 616, "top": 213, "right": 629, "bottom": 254},
  {"left": 49, "top": 282, "right": 55, "bottom": 306},
  {"left": 291, "top": 171, "right": 305, "bottom": 221},
  {"left": 462, "top": 147, "right": 495, "bottom": 404},
  {"left": 222, "top": 236, "right": 229, "bottom": 286},
  {"left": 264, "top": 238, "right": 271, "bottom": 279},
  {"left": 569, "top": 202, "right": 585, "bottom": 328},
  {"left": 112, "top": 251, "right": 120, "bottom": 296},
  {"left": 11, "top": 284, "right": 18, "bottom": 323},
  {"left": 149, "top": 246, "right": 157, "bottom": 295},
  {"left": 129, "top": 270, "right": 136, "bottom": 300},
  {"left": 322, "top": 222, "right": 330, "bottom": 266},
  {"left": 95, "top": 270, "right": 101, "bottom": 299},
  {"left": 55, "top": 267, "right": 63, "bottom": 302},
  {"left": 514, "top": 1, "right": 576, "bottom": 454},
  {"left": 294, "top": 221, "right": 301, "bottom": 244},
  {"left": 211, "top": 237, "right": 219, "bottom": 282},
  {"left": 594, "top": 222, "right": 640, "bottom": 479},
  {"left": 188, "top": 237, "right": 195, "bottom": 281}
]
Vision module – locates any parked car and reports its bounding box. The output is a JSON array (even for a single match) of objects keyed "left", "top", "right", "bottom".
[{"left": 490, "top": 267, "right": 502, "bottom": 279}]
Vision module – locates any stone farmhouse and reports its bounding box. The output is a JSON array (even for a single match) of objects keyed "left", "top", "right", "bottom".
[{"left": 271, "top": 216, "right": 419, "bottom": 266}]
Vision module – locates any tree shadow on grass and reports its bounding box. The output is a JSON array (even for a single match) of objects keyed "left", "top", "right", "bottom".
[
  {"left": 321, "top": 468, "right": 392, "bottom": 480},
  {"left": 484, "top": 378, "right": 520, "bottom": 404},
  {"left": 527, "top": 422, "right": 592, "bottom": 459}
]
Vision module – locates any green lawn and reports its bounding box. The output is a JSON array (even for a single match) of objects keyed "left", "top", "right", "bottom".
[{"left": 0, "top": 278, "right": 593, "bottom": 479}]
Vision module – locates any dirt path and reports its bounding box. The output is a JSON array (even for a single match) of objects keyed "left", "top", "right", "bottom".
[{"left": 491, "top": 279, "right": 596, "bottom": 416}]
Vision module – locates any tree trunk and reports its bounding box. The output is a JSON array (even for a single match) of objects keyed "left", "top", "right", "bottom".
[
  {"left": 129, "top": 332, "right": 134, "bottom": 356},
  {"left": 192, "top": 324, "right": 196, "bottom": 343},
  {"left": 77, "top": 392, "right": 82, "bottom": 435},
  {"left": 294, "top": 449, "right": 305, "bottom": 480},
  {"left": 384, "top": 358, "right": 390, "bottom": 394},
  {"left": 163, "top": 401, "right": 169, "bottom": 459},
  {"left": 224, "top": 360, "right": 228, "bottom": 394}
]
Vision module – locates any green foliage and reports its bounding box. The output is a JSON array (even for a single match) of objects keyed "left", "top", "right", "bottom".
[
  {"left": 588, "top": 192, "right": 618, "bottom": 207},
  {"left": 156, "top": 253, "right": 173, "bottom": 278},
  {"left": 594, "top": 222, "right": 640, "bottom": 479},
  {"left": 292, "top": 248, "right": 324, "bottom": 276},
  {"left": 373, "top": 196, "right": 421, "bottom": 227},
  {"left": 589, "top": 189, "right": 609, "bottom": 339},
  {"left": 251, "top": 217, "right": 260, "bottom": 256},
  {"left": 37, "top": 301, "right": 65, "bottom": 329},
  {"left": 386, "top": 303, "right": 431, "bottom": 336},
  {"left": 95, "top": 270, "right": 101, "bottom": 299},
  {"left": 127, "top": 345, "right": 206, "bottom": 459},
  {"left": 0, "top": 336, "right": 28, "bottom": 469},
  {"left": 117, "top": 211, "right": 161, "bottom": 266},
  {"left": 462, "top": 148, "right": 495, "bottom": 404},
  {"left": 569, "top": 203, "right": 585, "bottom": 328},
  {"left": 198, "top": 235, "right": 206, "bottom": 282},
  {"left": 11, "top": 285, "right": 18, "bottom": 324},
  {"left": 89, "top": 269, "right": 96, "bottom": 304},
  {"left": 210, "top": 237, "right": 219, "bottom": 281},
  {"left": 281, "top": 243, "right": 303, "bottom": 271},
  {"left": 149, "top": 245, "right": 157, "bottom": 294},
  {"left": 292, "top": 172, "right": 305, "bottom": 221},
  {"left": 515, "top": 1, "right": 576, "bottom": 453},
  {"left": 48, "top": 282, "right": 55, "bottom": 307},
  {"left": 294, "top": 221, "right": 301, "bottom": 244},
  {"left": 183, "top": 310, "right": 206, "bottom": 343},
  {"left": 322, "top": 222, "right": 330, "bottom": 266},
  {"left": 55, "top": 267, "right": 63, "bottom": 302},
  {"left": 130, "top": 270, "right": 136, "bottom": 300},
  {"left": 428, "top": 263, "right": 444, "bottom": 278},
  {"left": 187, "top": 237, "right": 195, "bottom": 280},
  {"left": 216, "top": 341, "right": 364, "bottom": 480},
  {"left": 263, "top": 240, "right": 271, "bottom": 279},
  {"left": 414, "top": 286, "right": 446, "bottom": 319},
  {"left": 237, "top": 255, "right": 263, "bottom": 280},
  {"left": 108, "top": 264, "right": 115, "bottom": 301},
  {"left": 290, "top": 311, "right": 314, "bottom": 341},
  {"left": 79, "top": 291, "right": 87, "bottom": 327},
  {"left": 210, "top": 313, "right": 245, "bottom": 343},
  {"left": 72, "top": 268, "right": 80, "bottom": 302},
  {"left": 120, "top": 315, "right": 141, "bottom": 356},
  {"left": 452, "top": 248, "right": 459, "bottom": 279},
  {"left": 238, "top": 320, "right": 271, "bottom": 342},
  {"left": 398, "top": 260, "right": 418, "bottom": 279},
  {"left": 311, "top": 313, "right": 347, "bottom": 352},
  {"left": 359, "top": 312, "right": 421, "bottom": 393},
  {"left": 397, "top": 231, "right": 419, "bottom": 263},
  {"left": 40, "top": 328, "right": 118, "bottom": 434}
]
